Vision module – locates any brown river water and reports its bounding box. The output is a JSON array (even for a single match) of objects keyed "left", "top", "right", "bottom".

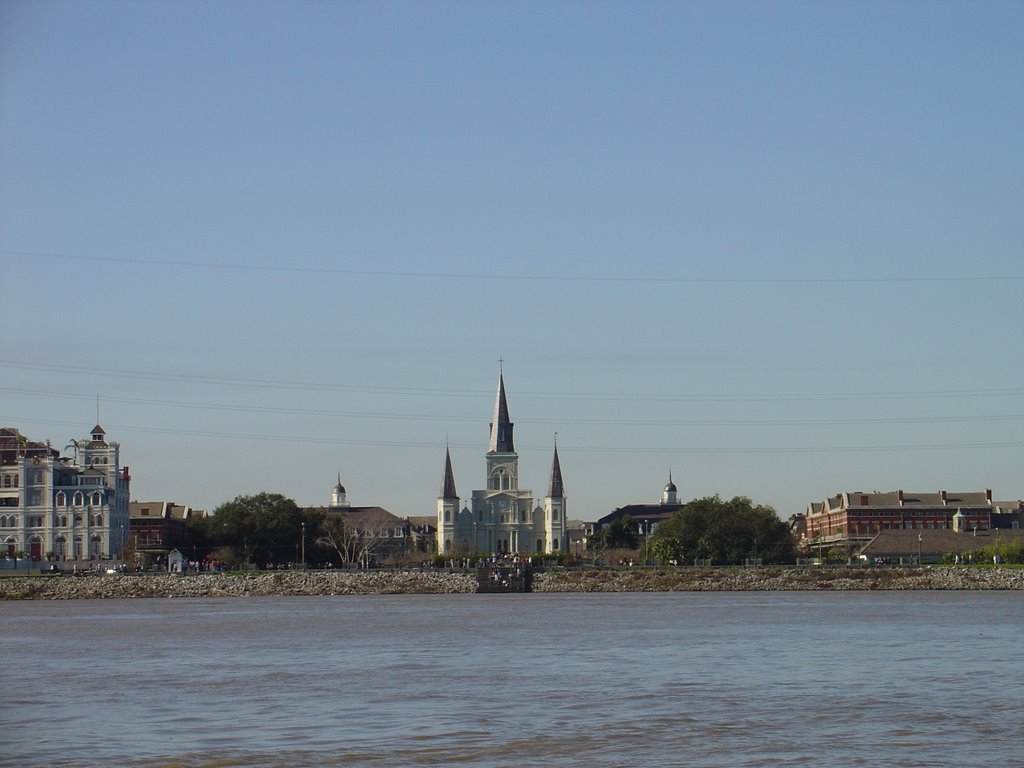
[{"left": 2, "top": 591, "right": 1022, "bottom": 767}]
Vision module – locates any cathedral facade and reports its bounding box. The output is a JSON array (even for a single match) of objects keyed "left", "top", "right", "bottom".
[{"left": 437, "top": 371, "right": 566, "bottom": 555}]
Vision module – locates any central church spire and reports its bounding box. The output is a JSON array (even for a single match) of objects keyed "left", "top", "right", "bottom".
[{"left": 488, "top": 369, "right": 514, "bottom": 453}]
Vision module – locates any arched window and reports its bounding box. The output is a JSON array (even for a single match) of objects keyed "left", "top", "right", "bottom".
[
  {"left": 89, "top": 536, "right": 102, "bottom": 560},
  {"left": 94, "top": 515, "right": 103, "bottom": 527},
  {"left": 536, "top": 538, "right": 543, "bottom": 552},
  {"left": 55, "top": 536, "right": 66, "bottom": 560},
  {"left": 60, "top": 516, "right": 67, "bottom": 527},
  {"left": 92, "top": 492, "right": 101, "bottom": 506},
  {"left": 73, "top": 492, "right": 83, "bottom": 507},
  {"left": 2, "top": 476, "right": 9, "bottom": 488},
  {"left": 56, "top": 491, "right": 66, "bottom": 506}
]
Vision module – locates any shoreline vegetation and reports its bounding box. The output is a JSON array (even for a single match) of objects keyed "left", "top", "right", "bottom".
[{"left": 2, "top": 566, "right": 1024, "bottom": 600}]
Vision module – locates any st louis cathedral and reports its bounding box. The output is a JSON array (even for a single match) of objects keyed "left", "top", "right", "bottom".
[{"left": 437, "top": 370, "right": 566, "bottom": 554}]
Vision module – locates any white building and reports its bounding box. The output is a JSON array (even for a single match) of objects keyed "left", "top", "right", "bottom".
[
  {"left": 0, "top": 424, "right": 131, "bottom": 562},
  {"left": 437, "top": 370, "right": 566, "bottom": 554}
]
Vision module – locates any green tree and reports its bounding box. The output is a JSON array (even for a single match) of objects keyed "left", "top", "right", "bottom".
[
  {"left": 205, "top": 492, "right": 305, "bottom": 566},
  {"left": 653, "top": 495, "right": 795, "bottom": 566},
  {"left": 598, "top": 515, "right": 640, "bottom": 550},
  {"left": 651, "top": 536, "right": 682, "bottom": 565}
]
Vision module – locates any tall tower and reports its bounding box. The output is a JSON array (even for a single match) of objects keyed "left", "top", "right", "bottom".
[
  {"left": 486, "top": 369, "right": 518, "bottom": 494},
  {"left": 544, "top": 439, "right": 566, "bottom": 551},
  {"left": 76, "top": 423, "right": 130, "bottom": 559},
  {"left": 437, "top": 447, "right": 459, "bottom": 553}
]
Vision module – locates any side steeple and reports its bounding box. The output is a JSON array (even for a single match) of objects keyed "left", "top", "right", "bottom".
[
  {"left": 437, "top": 446, "right": 460, "bottom": 553},
  {"left": 544, "top": 435, "right": 566, "bottom": 552},
  {"left": 440, "top": 446, "right": 458, "bottom": 499},
  {"left": 488, "top": 368, "right": 514, "bottom": 453},
  {"left": 548, "top": 439, "right": 564, "bottom": 498}
]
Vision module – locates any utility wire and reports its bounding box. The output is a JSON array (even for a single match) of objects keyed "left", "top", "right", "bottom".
[
  {"left": 4, "top": 416, "right": 1023, "bottom": 455},
  {"left": 5, "top": 249, "right": 1023, "bottom": 284},
  {"left": 3, "top": 386, "right": 1024, "bottom": 428},
  {"left": 3, "top": 360, "right": 1022, "bottom": 403}
]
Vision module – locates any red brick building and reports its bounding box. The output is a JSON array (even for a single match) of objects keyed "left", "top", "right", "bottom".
[{"left": 799, "top": 489, "right": 1022, "bottom": 552}]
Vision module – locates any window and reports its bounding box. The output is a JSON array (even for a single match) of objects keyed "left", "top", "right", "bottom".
[
  {"left": 92, "top": 492, "right": 101, "bottom": 506},
  {"left": 56, "top": 491, "right": 66, "bottom": 506}
]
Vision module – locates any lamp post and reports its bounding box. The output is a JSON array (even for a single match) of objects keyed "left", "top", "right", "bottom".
[
  {"left": 917, "top": 533, "right": 923, "bottom": 567},
  {"left": 638, "top": 521, "right": 650, "bottom": 566},
  {"left": 301, "top": 522, "right": 306, "bottom": 568}
]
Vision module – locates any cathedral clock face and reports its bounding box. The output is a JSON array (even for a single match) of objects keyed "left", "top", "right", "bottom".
[{"left": 498, "top": 498, "right": 508, "bottom": 508}]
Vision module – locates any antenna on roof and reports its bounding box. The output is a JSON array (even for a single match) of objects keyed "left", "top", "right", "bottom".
[{"left": 96, "top": 394, "right": 100, "bottom": 425}]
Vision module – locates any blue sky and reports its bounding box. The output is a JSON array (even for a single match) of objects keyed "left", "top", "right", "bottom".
[{"left": 3, "top": 0, "right": 1022, "bottom": 521}]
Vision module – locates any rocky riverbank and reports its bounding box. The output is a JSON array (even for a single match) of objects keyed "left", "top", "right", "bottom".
[
  {"left": 2, "top": 566, "right": 1023, "bottom": 600},
  {"left": 0, "top": 570, "right": 479, "bottom": 600},
  {"left": 532, "top": 566, "right": 1024, "bottom": 592}
]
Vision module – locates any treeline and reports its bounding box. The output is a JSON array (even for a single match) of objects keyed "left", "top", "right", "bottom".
[
  {"left": 181, "top": 492, "right": 797, "bottom": 569},
  {"left": 186, "top": 492, "right": 421, "bottom": 568},
  {"left": 591, "top": 495, "right": 796, "bottom": 566}
]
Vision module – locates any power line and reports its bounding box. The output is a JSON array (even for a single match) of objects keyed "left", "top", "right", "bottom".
[
  {"left": 3, "top": 360, "right": 1022, "bottom": 403},
  {"left": 3, "top": 416, "right": 1022, "bottom": 455},
  {"left": 3, "top": 386, "right": 1024, "bottom": 428},
  {"left": 5, "top": 249, "right": 1023, "bottom": 284}
]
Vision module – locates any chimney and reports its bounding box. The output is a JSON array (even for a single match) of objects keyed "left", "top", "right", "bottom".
[
  {"left": 940, "top": 490, "right": 947, "bottom": 502},
  {"left": 986, "top": 489, "right": 992, "bottom": 502},
  {"left": 898, "top": 489, "right": 904, "bottom": 502}
]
